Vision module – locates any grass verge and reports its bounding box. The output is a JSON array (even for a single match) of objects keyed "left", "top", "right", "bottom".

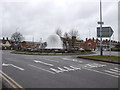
[
  {"left": 11, "top": 51, "right": 95, "bottom": 55},
  {"left": 77, "top": 55, "right": 120, "bottom": 64}
]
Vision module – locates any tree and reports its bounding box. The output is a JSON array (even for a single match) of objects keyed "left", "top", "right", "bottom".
[
  {"left": 63, "top": 32, "right": 70, "bottom": 50},
  {"left": 69, "top": 29, "right": 79, "bottom": 38},
  {"left": 64, "top": 32, "right": 70, "bottom": 40},
  {"left": 55, "top": 27, "right": 62, "bottom": 37},
  {"left": 69, "top": 29, "right": 80, "bottom": 49},
  {"left": 11, "top": 32, "right": 24, "bottom": 50}
]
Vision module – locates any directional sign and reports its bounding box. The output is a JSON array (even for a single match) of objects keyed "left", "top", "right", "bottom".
[{"left": 97, "top": 27, "right": 114, "bottom": 37}]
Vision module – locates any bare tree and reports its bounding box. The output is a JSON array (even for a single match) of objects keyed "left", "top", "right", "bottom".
[
  {"left": 63, "top": 32, "right": 70, "bottom": 50},
  {"left": 69, "top": 29, "right": 79, "bottom": 38},
  {"left": 64, "top": 32, "right": 70, "bottom": 40},
  {"left": 56, "top": 27, "right": 62, "bottom": 37},
  {"left": 11, "top": 32, "right": 24, "bottom": 50}
]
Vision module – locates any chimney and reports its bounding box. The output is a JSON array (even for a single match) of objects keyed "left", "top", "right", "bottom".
[
  {"left": 92, "top": 37, "right": 95, "bottom": 41},
  {"left": 72, "top": 36, "right": 76, "bottom": 41},
  {"left": 6, "top": 37, "right": 8, "bottom": 40},
  {"left": 3, "top": 37, "right": 5, "bottom": 40},
  {"left": 86, "top": 38, "right": 88, "bottom": 41}
]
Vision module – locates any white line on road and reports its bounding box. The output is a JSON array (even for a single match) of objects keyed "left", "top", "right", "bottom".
[
  {"left": 83, "top": 67, "right": 119, "bottom": 78},
  {"left": 28, "top": 64, "right": 55, "bottom": 74},
  {"left": 2, "top": 63, "right": 24, "bottom": 71},
  {"left": 109, "top": 69, "right": 119, "bottom": 73},
  {"left": 34, "top": 60, "right": 54, "bottom": 66},
  {"left": 104, "top": 70, "right": 120, "bottom": 76},
  {"left": 114, "top": 68, "right": 120, "bottom": 71},
  {"left": 43, "top": 58, "right": 59, "bottom": 62},
  {"left": 62, "top": 58, "right": 82, "bottom": 63}
]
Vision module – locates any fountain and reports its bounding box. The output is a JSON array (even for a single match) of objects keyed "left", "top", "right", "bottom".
[{"left": 46, "top": 34, "right": 63, "bottom": 49}]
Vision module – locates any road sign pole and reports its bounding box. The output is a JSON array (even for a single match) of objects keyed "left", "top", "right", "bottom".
[{"left": 100, "top": 0, "right": 103, "bottom": 56}]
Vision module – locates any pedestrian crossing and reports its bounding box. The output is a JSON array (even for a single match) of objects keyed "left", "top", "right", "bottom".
[{"left": 104, "top": 68, "right": 120, "bottom": 76}]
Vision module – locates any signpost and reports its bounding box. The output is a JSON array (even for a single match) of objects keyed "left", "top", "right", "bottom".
[
  {"left": 97, "top": 27, "right": 114, "bottom": 56},
  {"left": 97, "top": 27, "right": 114, "bottom": 37},
  {"left": 97, "top": 0, "right": 114, "bottom": 56},
  {"left": 97, "top": 0, "right": 104, "bottom": 56}
]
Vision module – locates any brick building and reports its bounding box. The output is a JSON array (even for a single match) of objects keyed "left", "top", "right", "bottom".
[{"left": 82, "top": 38, "right": 96, "bottom": 51}]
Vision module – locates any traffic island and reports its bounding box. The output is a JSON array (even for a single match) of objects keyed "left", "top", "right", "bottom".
[
  {"left": 11, "top": 50, "right": 95, "bottom": 55},
  {"left": 77, "top": 55, "right": 120, "bottom": 64}
]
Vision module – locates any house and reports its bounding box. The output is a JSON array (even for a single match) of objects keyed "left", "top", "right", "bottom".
[
  {"left": 61, "top": 36, "right": 83, "bottom": 50},
  {"left": 82, "top": 38, "right": 96, "bottom": 51},
  {"left": 20, "top": 41, "right": 47, "bottom": 50},
  {"left": 82, "top": 38, "right": 120, "bottom": 51},
  {"left": 0, "top": 37, "right": 12, "bottom": 50}
]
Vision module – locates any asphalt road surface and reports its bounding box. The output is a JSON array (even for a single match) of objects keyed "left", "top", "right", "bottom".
[{"left": 2, "top": 50, "right": 119, "bottom": 88}]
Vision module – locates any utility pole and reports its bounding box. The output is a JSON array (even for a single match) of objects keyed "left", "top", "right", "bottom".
[{"left": 98, "top": 0, "right": 104, "bottom": 56}]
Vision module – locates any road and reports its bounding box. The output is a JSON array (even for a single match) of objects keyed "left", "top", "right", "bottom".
[{"left": 1, "top": 50, "right": 119, "bottom": 88}]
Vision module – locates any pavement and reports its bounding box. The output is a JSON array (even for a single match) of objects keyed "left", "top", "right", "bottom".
[{"left": 1, "top": 50, "right": 119, "bottom": 88}]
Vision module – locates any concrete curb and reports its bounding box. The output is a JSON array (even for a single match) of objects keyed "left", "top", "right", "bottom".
[{"left": 77, "top": 56, "right": 120, "bottom": 64}]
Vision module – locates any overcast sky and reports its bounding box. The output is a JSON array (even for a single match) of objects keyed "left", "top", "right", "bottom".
[{"left": 0, "top": 0, "right": 119, "bottom": 42}]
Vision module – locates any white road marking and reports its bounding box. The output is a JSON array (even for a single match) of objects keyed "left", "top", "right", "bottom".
[
  {"left": 83, "top": 67, "right": 119, "bottom": 78},
  {"left": 57, "top": 67, "right": 68, "bottom": 72},
  {"left": 114, "top": 68, "right": 120, "bottom": 71},
  {"left": 63, "top": 66, "right": 75, "bottom": 71},
  {"left": 50, "top": 68, "right": 63, "bottom": 73},
  {"left": 2, "top": 63, "right": 24, "bottom": 71},
  {"left": 62, "top": 58, "right": 82, "bottom": 63},
  {"left": 109, "top": 69, "right": 119, "bottom": 73},
  {"left": 43, "top": 58, "right": 59, "bottom": 62},
  {"left": 28, "top": 64, "right": 55, "bottom": 74},
  {"left": 50, "top": 66, "right": 82, "bottom": 73},
  {"left": 69, "top": 66, "right": 81, "bottom": 70},
  {"left": 34, "top": 60, "right": 54, "bottom": 66},
  {"left": 78, "top": 63, "right": 106, "bottom": 68},
  {"left": 104, "top": 70, "right": 120, "bottom": 76}
]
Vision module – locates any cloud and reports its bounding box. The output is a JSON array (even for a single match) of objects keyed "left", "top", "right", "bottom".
[{"left": 1, "top": 0, "right": 118, "bottom": 41}]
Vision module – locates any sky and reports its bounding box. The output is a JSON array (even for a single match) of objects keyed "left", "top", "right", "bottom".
[{"left": 0, "top": 0, "right": 119, "bottom": 42}]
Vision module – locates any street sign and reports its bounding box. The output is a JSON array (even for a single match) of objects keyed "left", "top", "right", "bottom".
[
  {"left": 97, "top": 27, "right": 113, "bottom": 37},
  {"left": 97, "top": 21, "right": 104, "bottom": 24}
]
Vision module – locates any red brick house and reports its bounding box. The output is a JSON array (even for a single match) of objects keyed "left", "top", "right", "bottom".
[{"left": 82, "top": 38, "right": 96, "bottom": 51}]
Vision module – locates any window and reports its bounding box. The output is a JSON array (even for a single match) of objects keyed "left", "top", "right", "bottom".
[{"left": 88, "top": 42, "right": 91, "bottom": 46}]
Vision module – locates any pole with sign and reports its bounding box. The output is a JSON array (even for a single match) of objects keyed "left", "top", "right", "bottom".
[
  {"left": 97, "top": 0, "right": 114, "bottom": 56},
  {"left": 97, "top": 0, "right": 104, "bottom": 56}
]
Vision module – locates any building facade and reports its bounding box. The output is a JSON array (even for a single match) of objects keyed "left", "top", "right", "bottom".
[{"left": 0, "top": 37, "right": 11, "bottom": 50}]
